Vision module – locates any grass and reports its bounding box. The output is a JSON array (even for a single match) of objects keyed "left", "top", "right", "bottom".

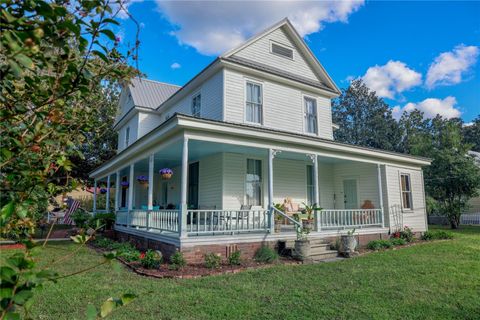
[{"left": 7, "top": 226, "right": 480, "bottom": 319}]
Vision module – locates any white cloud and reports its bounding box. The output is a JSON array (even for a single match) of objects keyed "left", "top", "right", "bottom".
[
  {"left": 112, "top": 0, "right": 143, "bottom": 20},
  {"left": 426, "top": 44, "right": 479, "bottom": 88},
  {"left": 170, "top": 62, "right": 181, "bottom": 69},
  {"left": 155, "top": 0, "right": 364, "bottom": 55},
  {"left": 361, "top": 60, "right": 422, "bottom": 99},
  {"left": 392, "top": 96, "right": 461, "bottom": 120}
]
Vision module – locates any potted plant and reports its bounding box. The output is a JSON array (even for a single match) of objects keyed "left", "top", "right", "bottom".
[
  {"left": 273, "top": 203, "right": 284, "bottom": 233},
  {"left": 339, "top": 228, "right": 357, "bottom": 257},
  {"left": 159, "top": 168, "right": 173, "bottom": 180},
  {"left": 120, "top": 181, "right": 129, "bottom": 189},
  {"left": 136, "top": 175, "right": 148, "bottom": 185},
  {"left": 99, "top": 187, "right": 107, "bottom": 194},
  {"left": 301, "top": 203, "right": 321, "bottom": 232},
  {"left": 294, "top": 221, "right": 310, "bottom": 261}
]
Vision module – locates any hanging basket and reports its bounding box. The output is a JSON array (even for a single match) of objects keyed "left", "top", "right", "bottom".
[
  {"left": 137, "top": 175, "right": 149, "bottom": 185},
  {"left": 159, "top": 168, "right": 173, "bottom": 180},
  {"left": 120, "top": 181, "right": 129, "bottom": 189},
  {"left": 100, "top": 188, "right": 108, "bottom": 194}
]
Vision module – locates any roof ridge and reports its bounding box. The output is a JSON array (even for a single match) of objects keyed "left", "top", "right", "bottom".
[{"left": 133, "top": 77, "right": 181, "bottom": 88}]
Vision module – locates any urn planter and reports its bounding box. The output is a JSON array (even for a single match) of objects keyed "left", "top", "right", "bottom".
[
  {"left": 294, "top": 239, "right": 311, "bottom": 261},
  {"left": 339, "top": 234, "right": 358, "bottom": 257}
]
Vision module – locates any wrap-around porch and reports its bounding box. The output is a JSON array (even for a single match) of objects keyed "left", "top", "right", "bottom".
[{"left": 93, "top": 135, "right": 386, "bottom": 241}]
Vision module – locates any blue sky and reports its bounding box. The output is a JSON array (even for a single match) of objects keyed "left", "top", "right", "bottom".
[{"left": 116, "top": 1, "right": 479, "bottom": 122}]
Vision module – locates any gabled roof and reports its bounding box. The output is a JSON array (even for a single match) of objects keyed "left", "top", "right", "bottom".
[
  {"left": 128, "top": 78, "right": 180, "bottom": 109},
  {"left": 221, "top": 18, "right": 340, "bottom": 95}
]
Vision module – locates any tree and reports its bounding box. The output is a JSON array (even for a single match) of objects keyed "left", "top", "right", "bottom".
[
  {"left": 462, "top": 115, "right": 480, "bottom": 152},
  {"left": 0, "top": 1, "right": 139, "bottom": 317},
  {"left": 332, "top": 79, "right": 401, "bottom": 152},
  {"left": 397, "top": 109, "right": 431, "bottom": 155},
  {"left": 409, "top": 117, "right": 480, "bottom": 228}
]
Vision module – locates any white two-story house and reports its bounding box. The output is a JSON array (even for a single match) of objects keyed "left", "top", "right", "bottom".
[{"left": 90, "top": 19, "right": 430, "bottom": 262}]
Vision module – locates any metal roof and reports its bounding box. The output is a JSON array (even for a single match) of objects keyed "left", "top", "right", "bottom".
[{"left": 128, "top": 78, "right": 180, "bottom": 109}]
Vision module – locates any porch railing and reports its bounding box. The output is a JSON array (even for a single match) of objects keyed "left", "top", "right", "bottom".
[
  {"left": 115, "top": 210, "right": 179, "bottom": 234},
  {"left": 319, "top": 209, "right": 384, "bottom": 230},
  {"left": 186, "top": 209, "right": 269, "bottom": 235}
]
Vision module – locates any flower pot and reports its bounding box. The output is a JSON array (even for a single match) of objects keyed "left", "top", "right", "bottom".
[
  {"left": 294, "top": 239, "right": 310, "bottom": 261},
  {"left": 339, "top": 235, "right": 357, "bottom": 257},
  {"left": 161, "top": 173, "right": 172, "bottom": 180},
  {"left": 302, "top": 219, "right": 314, "bottom": 232}
]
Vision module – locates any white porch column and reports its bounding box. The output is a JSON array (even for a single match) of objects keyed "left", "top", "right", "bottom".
[
  {"left": 128, "top": 164, "right": 134, "bottom": 211},
  {"left": 148, "top": 154, "right": 154, "bottom": 210},
  {"left": 106, "top": 175, "right": 111, "bottom": 212},
  {"left": 114, "top": 170, "right": 120, "bottom": 211},
  {"left": 313, "top": 155, "right": 320, "bottom": 231},
  {"left": 93, "top": 179, "right": 97, "bottom": 214},
  {"left": 377, "top": 163, "right": 385, "bottom": 228},
  {"left": 268, "top": 148, "right": 275, "bottom": 233},
  {"left": 179, "top": 137, "right": 189, "bottom": 238}
]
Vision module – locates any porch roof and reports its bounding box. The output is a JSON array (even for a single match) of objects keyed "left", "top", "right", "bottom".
[{"left": 90, "top": 113, "right": 431, "bottom": 178}]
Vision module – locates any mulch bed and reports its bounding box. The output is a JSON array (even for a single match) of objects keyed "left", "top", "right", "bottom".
[
  {"left": 88, "top": 243, "right": 301, "bottom": 279},
  {"left": 0, "top": 243, "right": 26, "bottom": 250}
]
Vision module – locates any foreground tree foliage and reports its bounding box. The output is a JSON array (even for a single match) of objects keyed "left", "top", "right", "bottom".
[{"left": 0, "top": 0, "right": 139, "bottom": 318}]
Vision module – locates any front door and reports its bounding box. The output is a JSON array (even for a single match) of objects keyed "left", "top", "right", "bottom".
[
  {"left": 343, "top": 179, "right": 358, "bottom": 209},
  {"left": 188, "top": 162, "right": 199, "bottom": 209}
]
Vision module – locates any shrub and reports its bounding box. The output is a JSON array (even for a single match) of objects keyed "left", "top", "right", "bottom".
[
  {"left": 90, "top": 213, "right": 116, "bottom": 230},
  {"left": 400, "top": 226, "right": 414, "bottom": 242},
  {"left": 254, "top": 246, "right": 278, "bottom": 263},
  {"left": 140, "top": 250, "right": 162, "bottom": 269},
  {"left": 389, "top": 238, "right": 407, "bottom": 246},
  {"left": 71, "top": 211, "right": 91, "bottom": 228},
  {"left": 204, "top": 253, "right": 221, "bottom": 269},
  {"left": 169, "top": 251, "right": 187, "bottom": 270},
  {"left": 228, "top": 250, "right": 242, "bottom": 266},
  {"left": 422, "top": 230, "right": 454, "bottom": 241},
  {"left": 94, "top": 237, "right": 115, "bottom": 248},
  {"left": 367, "top": 239, "right": 393, "bottom": 250},
  {"left": 121, "top": 249, "right": 141, "bottom": 262}
]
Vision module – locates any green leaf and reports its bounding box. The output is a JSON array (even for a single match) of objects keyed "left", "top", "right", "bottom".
[
  {"left": 0, "top": 267, "right": 17, "bottom": 284},
  {"left": 15, "top": 54, "right": 34, "bottom": 69},
  {"left": 99, "top": 29, "right": 116, "bottom": 41},
  {"left": 12, "top": 290, "right": 34, "bottom": 305},
  {"left": 103, "top": 18, "right": 120, "bottom": 26},
  {"left": 100, "top": 299, "right": 115, "bottom": 318},
  {"left": 92, "top": 50, "right": 108, "bottom": 62},
  {"left": 120, "top": 293, "right": 136, "bottom": 306},
  {"left": 0, "top": 287, "right": 13, "bottom": 299},
  {"left": 86, "top": 304, "right": 97, "bottom": 320},
  {"left": 5, "top": 312, "right": 21, "bottom": 320}
]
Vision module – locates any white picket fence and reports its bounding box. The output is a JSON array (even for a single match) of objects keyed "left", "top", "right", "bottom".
[{"left": 460, "top": 213, "right": 480, "bottom": 225}]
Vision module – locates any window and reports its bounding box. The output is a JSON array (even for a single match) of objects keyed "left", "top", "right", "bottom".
[
  {"left": 125, "top": 127, "right": 130, "bottom": 147},
  {"left": 271, "top": 42, "right": 293, "bottom": 59},
  {"left": 246, "top": 159, "right": 262, "bottom": 206},
  {"left": 400, "top": 173, "right": 413, "bottom": 210},
  {"left": 304, "top": 97, "right": 317, "bottom": 134},
  {"left": 121, "top": 176, "right": 127, "bottom": 208},
  {"left": 306, "top": 165, "right": 315, "bottom": 205},
  {"left": 188, "top": 162, "right": 199, "bottom": 208},
  {"left": 246, "top": 82, "right": 262, "bottom": 124},
  {"left": 191, "top": 93, "right": 201, "bottom": 118}
]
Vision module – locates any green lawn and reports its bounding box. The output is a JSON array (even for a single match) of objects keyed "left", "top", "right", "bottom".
[{"left": 20, "top": 226, "right": 480, "bottom": 319}]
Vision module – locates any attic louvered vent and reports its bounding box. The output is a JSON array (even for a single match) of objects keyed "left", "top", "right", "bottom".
[{"left": 271, "top": 42, "right": 293, "bottom": 59}]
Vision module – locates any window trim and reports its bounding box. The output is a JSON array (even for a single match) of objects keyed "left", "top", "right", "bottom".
[
  {"left": 244, "top": 157, "right": 264, "bottom": 207},
  {"left": 191, "top": 91, "right": 202, "bottom": 118},
  {"left": 269, "top": 40, "right": 294, "bottom": 60},
  {"left": 244, "top": 79, "right": 264, "bottom": 126},
  {"left": 302, "top": 94, "right": 319, "bottom": 136},
  {"left": 125, "top": 126, "right": 130, "bottom": 147},
  {"left": 399, "top": 172, "right": 414, "bottom": 211}
]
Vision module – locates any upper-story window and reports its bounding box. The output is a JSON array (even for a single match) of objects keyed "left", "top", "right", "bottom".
[
  {"left": 304, "top": 97, "right": 318, "bottom": 134},
  {"left": 400, "top": 173, "right": 413, "bottom": 210},
  {"left": 191, "top": 93, "right": 201, "bottom": 118},
  {"left": 125, "top": 127, "right": 130, "bottom": 147},
  {"left": 246, "top": 81, "right": 262, "bottom": 124}
]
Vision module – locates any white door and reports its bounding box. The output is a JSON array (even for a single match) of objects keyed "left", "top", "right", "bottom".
[{"left": 343, "top": 179, "right": 358, "bottom": 209}]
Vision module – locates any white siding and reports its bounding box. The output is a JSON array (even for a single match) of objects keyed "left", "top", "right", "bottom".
[
  {"left": 318, "top": 162, "right": 335, "bottom": 209},
  {"left": 272, "top": 159, "right": 308, "bottom": 205},
  {"left": 222, "top": 153, "right": 248, "bottom": 210},
  {"left": 138, "top": 112, "right": 162, "bottom": 138},
  {"left": 161, "top": 71, "right": 223, "bottom": 121},
  {"left": 233, "top": 26, "right": 319, "bottom": 82},
  {"left": 198, "top": 154, "right": 223, "bottom": 208},
  {"left": 117, "top": 114, "right": 139, "bottom": 152},
  {"left": 385, "top": 166, "right": 427, "bottom": 232},
  {"left": 332, "top": 162, "right": 381, "bottom": 210},
  {"left": 224, "top": 68, "right": 333, "bottom": 140}
]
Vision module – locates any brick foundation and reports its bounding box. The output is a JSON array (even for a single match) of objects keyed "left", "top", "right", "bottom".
[{"left": 113, "top": 230, "right": 395, "bottom": 264}]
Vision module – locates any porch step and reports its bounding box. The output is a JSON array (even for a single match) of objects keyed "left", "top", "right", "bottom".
[
  {"left": 310, "top": 250, "right": 339, "bottom": 262},
  {"left": 279, "top": 238, "right": 339, "bottom": 262}
]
